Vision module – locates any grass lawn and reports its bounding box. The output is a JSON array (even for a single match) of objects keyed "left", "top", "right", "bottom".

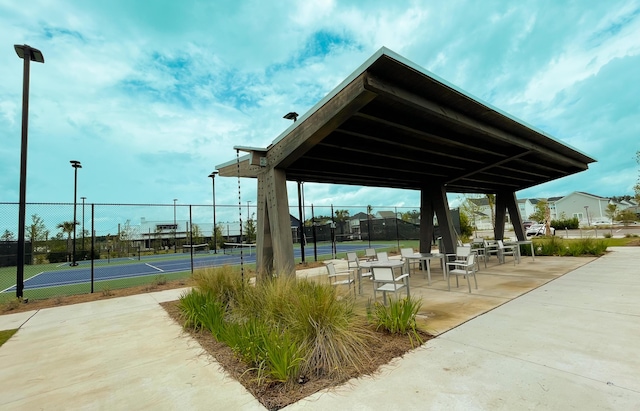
[{"left": 0, "top": 329, "right": 18, "bottom": 347}]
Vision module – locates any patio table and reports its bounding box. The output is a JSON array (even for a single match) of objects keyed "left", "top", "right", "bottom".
[
  {"left": 359, "top": 260, "right": 405, "bottom": 294},
  {"left": 403, "top": 252, "right": 445, "bottom": 285},
  {"left": 506, "top": 240, "right": 535, "bottom": 261}
]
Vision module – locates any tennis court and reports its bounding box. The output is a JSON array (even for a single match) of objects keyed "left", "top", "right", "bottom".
[{"left": 2, "top": 243, "right": 388, "bottom": 293}]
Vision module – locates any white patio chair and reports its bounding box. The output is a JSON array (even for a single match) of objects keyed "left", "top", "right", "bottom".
[
  {"left": 347, "top": 251, "right": 370, "bottom": 293},
  {"left": 371, "top": 266, "right": 410, "bottom": 304},
  {"left": 446, "top": 254, "right": 477, "bottom": 293},
  {"left": 497, "top": 240, "right": 519, "bottom": 265},
  {"left": 484, "top": 240, "right": 500, "bottom": 262},
  {"left": 364, "top": 248, "right": 377, "bottom": 261},
  {"left": 377, "top": 251, "right": 389, "bottom": 262},
  {"left": 326, "top": 262, "right": 355, "bottom": 296},
  {"left": 400, "top": 247, "right": 419, "bottom": 273},
  {"left": 446, "top": 246, "right": 471, "bottom": 266},
  {"left": 470, "top": 238, "right": 487, "bottom": 269}
]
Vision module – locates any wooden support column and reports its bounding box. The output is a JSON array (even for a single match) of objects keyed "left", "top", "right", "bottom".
[
  {"left": 494, "top": 193, "right": 507, "bottom": 240},
  {"left": 420, "top": 186, "right": 456, "bottom": 254},
  {"left": 494, "top": 191, "right": 525, "bottom": 240},
  {"left": 261, "top": 168, "right": 295, "bottom": 277},
  {"left": 419, "top": 190, "right": 434, "bottom": 253},
  {"left": 256, "top": 173, "right": 273, "bottom": 279},
  {"left": 503, "top": 191, "right": 526, "bottom": 240}
]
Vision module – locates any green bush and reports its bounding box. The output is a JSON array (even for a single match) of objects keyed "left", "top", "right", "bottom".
[
  {"left": 531, "top": 237, "right": 608, "bottom": 257},
  {"left": 178, "top": 267, "right": 375, "bottom": 385},
  {"left": 369, "top": 296, "right": 423, "bottom": 347},
  {"left": 551, "top": 217, "right": 579, "bottom": 230}
]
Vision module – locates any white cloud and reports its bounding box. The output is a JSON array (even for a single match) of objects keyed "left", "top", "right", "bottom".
[{"left": 1, "top": 0, "right": 639, "bottom": 212}]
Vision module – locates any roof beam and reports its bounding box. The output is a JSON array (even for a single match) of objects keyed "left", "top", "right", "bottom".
[
  {"left": 268, "top": 74, "right": 377, "bottom": 169},
  {"left": 364, "top": 73, "right": 589, "bottom": 171}
]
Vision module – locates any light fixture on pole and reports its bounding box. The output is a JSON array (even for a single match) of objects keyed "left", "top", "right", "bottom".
[
  {"left": 81, "top": 196, "right": 86, "bottom": 253},
  {"left": 173, "top": 199, "right": 178, "bottom": 253},
  {"left": 14, "top": 44, "right": 45, "bottom": 299},
  {"left": 70, "top": 160, "right": 82, "bottom": 266},
  {"left": 283, "top": 111, "right": 299, "bottom": 122},
  {"left": 208, "top": 172, "right": 218, "bottom": 254}
]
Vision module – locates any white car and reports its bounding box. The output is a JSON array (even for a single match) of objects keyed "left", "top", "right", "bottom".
[
  {"left": 592, "top": 220, "right": 611, "bottom": 227},
  {"left": 526, "top": 224, "right": 555, "bottom": 236}
]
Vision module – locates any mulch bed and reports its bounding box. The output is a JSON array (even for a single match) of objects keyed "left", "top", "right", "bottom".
[{"left": 161, "top": 300, "right": 433, "bottom": 410}]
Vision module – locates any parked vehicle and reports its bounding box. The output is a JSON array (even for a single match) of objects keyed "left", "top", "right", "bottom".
[
  {"left": 526, "top": 224, "right": 556, "bottom": 236},
  {"left": 522, "top": 221, "right": 534, "bottom": 230},
  {"left": 592, "top": 220, "right": 612, "bottom": 227}
]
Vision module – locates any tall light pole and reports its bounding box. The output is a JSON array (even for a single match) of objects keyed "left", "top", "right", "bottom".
[
  {"left": 173, "top": 199, "right": 178, "bottom": 253},
  {"left": 70, "top": 161, "right": 82, "bottom": 266},
  {"left": 81, "top": 196, "right": 86, "bottom": 253},
  {"left": 247, "top": 200, "right": 251, "bottom": 218},
  {"left": 208, "top": 172, "right": 218, "bottom": 253},
  {"left": 584, "top": 205, "right": 590, "bottom": 226},
  {"left": 14, "top": 44, "right": 44, "bottom": 299}
]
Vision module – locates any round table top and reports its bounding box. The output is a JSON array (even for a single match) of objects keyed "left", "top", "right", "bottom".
[{"left": 359, "top": 260, "right": 405, "bottom": 269}]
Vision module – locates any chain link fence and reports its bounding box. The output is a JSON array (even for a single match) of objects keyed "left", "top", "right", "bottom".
[{"left": 1, "top": 202, "right": 454, "bottom": 303}]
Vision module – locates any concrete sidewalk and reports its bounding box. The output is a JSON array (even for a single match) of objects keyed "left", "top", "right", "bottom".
[{"left": 1, "top": 247, "right": 639, "bottom": 410}]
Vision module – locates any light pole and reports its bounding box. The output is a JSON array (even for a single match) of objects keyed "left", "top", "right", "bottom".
[
  {"left": 173, "top": 199, "right": 178, "bottom": 253},
  {"left": 247, "top": 200, "right": 251, "bottom": 218},
  {"left": 208, "top": 172, "right": 218, "bottom": 253},
  {"left": 81, "top": 196, "right": 86, "bottom": 253},
  {"left": 14, "top": 44, "right": 44, "bottom": 299},
  {"left": 70, "top": 161, "right": 82, "bottom": 266},
  {"left": 584, "top": 205, "right": 590, "bottom": 226}
]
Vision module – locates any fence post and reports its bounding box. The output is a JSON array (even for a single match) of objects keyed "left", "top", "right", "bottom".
[
  {"left": 91, "top": 204, "right": 94, "bottom": 293},
  {"left": 189, "top": 205, "right": 194, "bottom": 275}
]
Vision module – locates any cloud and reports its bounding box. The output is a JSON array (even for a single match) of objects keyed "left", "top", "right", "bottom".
[{"left": 1, "top": 0, "right": 639, "bottom": 218}]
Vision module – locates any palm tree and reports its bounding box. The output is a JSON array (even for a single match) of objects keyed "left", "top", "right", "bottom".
[{"left": 57, "top": 221, "right": 75, "bottom": 256}]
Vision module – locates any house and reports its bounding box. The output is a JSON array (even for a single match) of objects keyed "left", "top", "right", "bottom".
[
  {"left": 552, "top": 192, "right": 610, "bottom": 226},
  {"left": 467, "top": 197, "right": 496, "bottom": 230},
  {"left": 517, "top": 198, "right": 538, "bottom": 222}
]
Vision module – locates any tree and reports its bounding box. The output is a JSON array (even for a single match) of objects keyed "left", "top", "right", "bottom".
[
  {"left": 57, "top": 221, "right": 76, "bottom": 254},
  {"left": 618, "top": 209, "right": 637, "bottom": 226},
  {"left": 486, "top": 194, "right": 496, "bottom": 228},
  {"left": 154, "top": 226, "right": 163, "bottom": 253},
  {"left": 461, "top": 197, "right": 482, "bottom": 235},
  {"left": 401, "top": 210, "right": 420, "bottom": 224},
  {"left": 1, "top": 229, "right": 14, "bottom": 242},
  {"left": 27, "top": 214, "right": 47, "bottom": 243},
  {"left": 190, "top": 223, "right": 204, "bottom": 244},
  {"left": 458, "top": 209, "right": 473, "bottom": 239},
  {"left": 212, "top": 223, "right": 224, "bottom": 250},
  {"left": 529, "top": 200, "right": 548, "bottom": 223},
  {"left": 334, "top": 209, "right": 350, "bottom": 235},
  {"left": 244, "top": 213, "right": 257, "bottom": 243},
  {"left": 605, "top": 204, "right": 618, "bottom": 225}
]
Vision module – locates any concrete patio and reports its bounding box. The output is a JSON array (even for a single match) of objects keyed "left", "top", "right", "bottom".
[{"left": 1, "top": 247, "right": 638, "bottom": 410}]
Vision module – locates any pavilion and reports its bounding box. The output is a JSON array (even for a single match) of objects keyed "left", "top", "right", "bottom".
[{"left": 216, "top": 47, "right": 595, "bottom": 277}]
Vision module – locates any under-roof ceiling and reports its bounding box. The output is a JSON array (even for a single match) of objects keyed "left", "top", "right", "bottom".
[{"left": 218, "top": 48, "right": 595, "bottom": 194}]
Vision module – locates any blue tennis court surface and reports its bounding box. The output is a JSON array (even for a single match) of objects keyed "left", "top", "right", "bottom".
[{"left": 3, "top": 243, "right": 389, "bottom": 292}]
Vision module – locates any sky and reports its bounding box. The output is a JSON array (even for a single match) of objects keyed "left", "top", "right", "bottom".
[{"left": 2, "top": 0, "right": 640, "bottom": 225}]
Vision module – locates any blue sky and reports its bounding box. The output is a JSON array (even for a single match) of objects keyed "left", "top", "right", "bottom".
[{"left": 2, "top": 0, "right": 640, "bottom": 224}]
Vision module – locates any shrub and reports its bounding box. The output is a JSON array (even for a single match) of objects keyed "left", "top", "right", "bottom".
[
  {"left": 531, "top": 237, "right": 608, "bottom": 257},
  {"left": 550, "top": 217, "right": 579, "bottom": 230},
  {"left": 179, "top": 271, "right": 375, "bottom": 384},
  {"left": 285, "top": 279, "right": 374, "bottom": 379},
  {"left": 192, "top": 265, "right": 245, "bottom": 307},
  {"left": 369, "top": 296, "right": 423, "bottom": 347}
]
